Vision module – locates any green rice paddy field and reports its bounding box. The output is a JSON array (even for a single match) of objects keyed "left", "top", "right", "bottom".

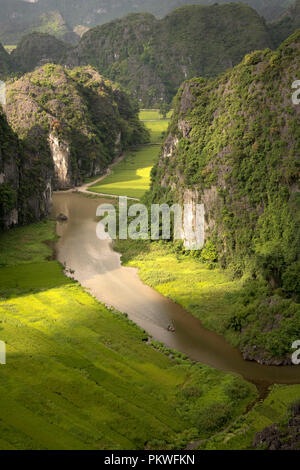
[
  {"left": 88, "top": 110, "right": 170, "bottom": 199},
  {"left": 0, "top": 220, "right": 260, "bottom": 450},
  {"left": 1, "top": 110, "right": 299, "bottom": 450}
]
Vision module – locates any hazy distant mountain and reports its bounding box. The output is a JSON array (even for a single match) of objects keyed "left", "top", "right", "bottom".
[
  {"left": 0, "top": 0, "right": 296, "bottom": 44},
  {"left": 0, "top": 0, "right": 78, "bottom": 44},
  {"left": 269, "top": 0, "right": 300, "bottom": 47},
  {"left": 7, "top": 2, "right": 300, "bottom": 106},
  {"left": 30, "top": 1, "right": 297, "bottom": 25}
]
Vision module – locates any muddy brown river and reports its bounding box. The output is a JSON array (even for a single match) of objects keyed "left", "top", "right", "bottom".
[{"left": 52, "top": 192, "right": 300, "bottom": 388}]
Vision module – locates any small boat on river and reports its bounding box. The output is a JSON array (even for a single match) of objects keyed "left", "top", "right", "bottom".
[{"left": 167, "top": 323, "right": 175, "bottom": 333}]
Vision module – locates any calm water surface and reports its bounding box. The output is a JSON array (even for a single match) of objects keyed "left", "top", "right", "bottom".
[{"left": 52, "top": 192, "right": 300, "bottom": 388}]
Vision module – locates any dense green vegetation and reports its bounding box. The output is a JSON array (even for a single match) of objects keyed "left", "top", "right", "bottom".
[
  {"left": 139, "top": 109, "right": 173, "bottom": 120},
  {"left": 89, "top": 109, "right": 169, "bottom": 198},
  {"left": 0, "top": 43, "right": 12, "bottom": 80},
  {"left": 4, "top": 4, "right": 299, "bottom": 106},
  {"left": 1, "top": 2, "right": 299, "bottom": 452},
  {"left": 0, "top": 109, "right": 52, "bottom": 230},
  {"left": 67, "top": 4, "right": 273, "bottom": 106},
  {"left": 88, "top": 146, "right": 159, "bottom": 199},
  {"left": 0, "top": 220, "right": 259, "bottom": 449},
  {"left": 1, "top": 63, "right": 148, "bottom": 228},
  {"left": 11, "top": 33, "right": 72, "bottom": 74},
  {"left": 114, "top": 239, "right": 300, "bottom": 364},
  {"left": 200, "top": 384, "right": 300, "bottom": 449},
  {"left": 42, "top": 0, "right": 295, "bottom": 26},
  {"left": 142, "top": 31, "right": 300, "bottom": 363}
]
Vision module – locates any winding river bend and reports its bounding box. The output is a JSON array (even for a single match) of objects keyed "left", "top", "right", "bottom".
[{"left": 52, "top": 191, "right": 300, "bottom": 389}]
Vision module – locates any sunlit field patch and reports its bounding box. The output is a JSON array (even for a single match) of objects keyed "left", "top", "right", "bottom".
[
  {"left": 0, "top": 221, "right": 257, "bottom": 450},
  {"left": 88, "top": 109, "right": 171, "bottom": 198},
  {"left": 89, "top": 145, "right": 160, "bottom": 199}
]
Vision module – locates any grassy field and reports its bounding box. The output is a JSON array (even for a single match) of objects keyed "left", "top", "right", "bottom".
[
  {"left": 88, "top": 146, "right": 160, "bottom": 199},
  {"left": 88, "top": 110, "right": 170, "bottom": 199},
  {"left": 112, "top": 238, "right": 300, "bottom": 448},
  {"left": 0, "top": 221, "right": 258, "bottom": 450},
  {"left": 3, "top": 45, "right": 16, "bottom": 53},
  {"left": 139, "top": 109, "right": 173, "bottom": 120},
  {"left": 114, "top": 239, "right": 300, "bottom": 361},
  {"left": 114, "top": 239, "right": 244, "bottom": 345}
]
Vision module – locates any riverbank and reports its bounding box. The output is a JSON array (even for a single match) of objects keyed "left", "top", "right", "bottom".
[
  {"left": 0, "top": 219, "right": 259, "bottom": 449},
  {"left": 76, "top": 107, "right": 300, "bottom": 369},
  {"left": 110, "top": 237, "right": 300, "bottom": 447},
  {"left": 114, "top": 239, "right": 300, "bottom": 367}
]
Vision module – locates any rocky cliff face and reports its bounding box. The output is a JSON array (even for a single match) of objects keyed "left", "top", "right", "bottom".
[
  {"left": 1, "top": 63, "right": 148, "bottom": 229},
  {"left": 5, "top": 63, "right": 148, "bottom": 192},
  {"left": 149, "top": 31, "right": 300, "bottom": 363},
  {"left": 151, "top": 30, "right": 300, "bottom": 279},
  {"left": 0, "top": 1, "right": 78, "bottom": 45},
  {"left": 0, "top": 108, "right": 52, "bottom": 230}
]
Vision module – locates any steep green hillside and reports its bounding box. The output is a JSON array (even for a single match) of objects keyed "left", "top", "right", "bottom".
[
  {"left": 67, "top": 3, "right": 272, "bottom": 106},
  {"left": 9, "top": 4, "right": 300, "bottom": 105},
  {"left": 11, "top": 33, "right": 71, "bottom": 74},
  {"left": 0, "top": 43, "right": 13, "bottom": 80},
  {"left": 148, "top": 31, "right": 300, "bottom": 363},
  {"left": 1, "top": 64, "right": 148, "bottom": 229},
  {"left": 5, "top": 64, "right": 148, "bottom": 190}
]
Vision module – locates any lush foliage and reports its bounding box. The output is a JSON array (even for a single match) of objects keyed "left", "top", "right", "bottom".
[
  {"left": 150, "top": 31, "right": 300, "bottom": 289},
  {"left": 0, "top": 110, "right": 49, "bottom": 229},
  {"left": 5, "top": 4, "right": 299, "bottom": 106},
  {"left": 11, "top": 33, "right": 71, "bottom": 74},
  {"left": 269, "top": 0, "right": 300, "bottom": 47},
  {"left": 68, "top": 4, "right": 273, "bottom": 106},
  {"left": 200, "top": 384, "right": 300, "bottom": 449},
  {"left": 0, "top": 1, "right": 77, "bottom": 45},
  {"left": 147, "top": 31, "right": 300, "bottom": 361}
]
